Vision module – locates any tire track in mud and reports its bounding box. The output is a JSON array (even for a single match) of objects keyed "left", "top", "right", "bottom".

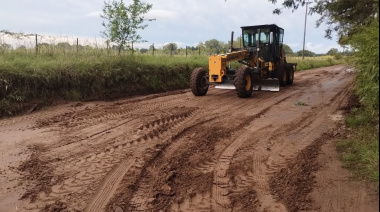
[
  {"left": 171, "top": 66, "right": 354, "bottom": 212},
  {"left": 211, "top": 96, "right": 293, "bottom": 212},
  {"left": 40, "top": 100, "right": 200, "bottom": 161},
  {"left": 11, "top": 65, "right": 361, "bottom": 212},
  {"left": 169, "top": 95, "right": 293, "bottom": 212},
  {"left": 22, "top": 107, "right": 198, "bottom": 211},
  {"left": 132, "top": 115, "right": 226, "bottom": 211},
  {"left": 228, "top": 67, "right": 354, "bottom": 211},
  {"left": 84, "top": 110, "right": 199, "bottom": 212},
  {"left": 85, "top": 158, "right": 136, "bottom": 212}
]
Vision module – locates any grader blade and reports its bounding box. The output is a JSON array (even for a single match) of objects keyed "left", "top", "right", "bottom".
[
  {"left": 253, "top": 79, "right": 280, "bottom": 92},
  {"left": 215, "top": 82, "right": 236, "bottom": 90}
]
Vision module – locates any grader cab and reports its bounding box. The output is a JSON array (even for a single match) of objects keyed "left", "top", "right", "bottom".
[{"left": 191, "top": 24, "right": 297, "bottom": 98}]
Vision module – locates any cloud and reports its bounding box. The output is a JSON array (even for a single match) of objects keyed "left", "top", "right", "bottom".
[
  {"left": 146, "top": 9, "right": 178, "bottom": 20},
  {"left": 85, "top": 11, "right": 103, "bottom": 18},
  {"left": 305, "top": 42, "right": 339, "bottom": 54},
  {"left": 0, "top": 0, "right": 342, "bottom": 53}
]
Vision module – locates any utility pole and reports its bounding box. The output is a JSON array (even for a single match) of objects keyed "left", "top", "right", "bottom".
[
  {"left": 35, "top": 34, "right": 38, "bottom": 55},
  {"left": 302, "top": 2, "right": 312, "bottom": 60}
]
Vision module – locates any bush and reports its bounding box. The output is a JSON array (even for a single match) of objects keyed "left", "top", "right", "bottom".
[{"left": 349, "top": 19, "right": 379, "bottom": 117}]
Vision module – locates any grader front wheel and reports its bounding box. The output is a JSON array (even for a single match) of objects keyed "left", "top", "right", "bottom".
[
  {"left": 234, "top": 67, "right": 254, "bottom": 98},
  {"left": 275, "top": 65, "right": 288, "bottom": 87},
  {"left": 190, "top": 68, "right": 209, "bottom": 96}
]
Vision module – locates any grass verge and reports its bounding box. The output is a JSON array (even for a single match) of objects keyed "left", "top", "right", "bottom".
[
  {"left": 0, "top": 53, "right": 207, "bottom": 118},
  {"left": 337, "top": 97, "right": 379, "bottom": 190},
  {"left": 0, "top": 52, "right": 344, "bottom": 118},
  {"left": 287, "top": 57, "right": 344, "bottom": 71}
]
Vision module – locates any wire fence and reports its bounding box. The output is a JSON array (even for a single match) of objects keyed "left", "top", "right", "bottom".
[{"left": 0, "top": 33, "right": 334, "bottom": 60}]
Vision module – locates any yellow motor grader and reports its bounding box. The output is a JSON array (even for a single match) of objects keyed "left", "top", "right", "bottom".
[{"left": 190, "top": 24, "right": 297, "bottom": 98}]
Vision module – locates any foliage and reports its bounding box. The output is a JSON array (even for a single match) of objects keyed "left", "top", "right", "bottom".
[
  {"left": 296, "top": 50, "right": 315, "bottom": 57},
  {"left": 140, "top": 48, "right": 148, "bottom": 54},
  {"left": 101, "top": 0, "right": 154, "bottom": 54},
  {"left": 232, "top": 36, "right": 244, "bottom": 49},
  {"left": 267, "top": 0, "right": 379, "bottom": 43},
  {"left": 267, "top": 0, "right": 379, "bottom": 189},
  {"left": 204, "top": 39, "right": 228, "bottom": 54},
  {"left": 163, "top": 43, "right": 178, "bottom": 55},
  {"left": 348, "top": 19, "right": 379, "bottom": 117},
  {"left": 282, "top": 44, "right": 294, "bottom": 55},
  {"left": 327, "top": 48, "right": 339, "bottom": 56}
]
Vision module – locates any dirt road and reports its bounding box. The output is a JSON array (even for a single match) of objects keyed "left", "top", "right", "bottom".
[{"left": 0, "top": 65, "right": 378, "bottom": 212}]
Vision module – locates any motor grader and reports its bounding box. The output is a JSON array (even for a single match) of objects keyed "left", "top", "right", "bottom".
[{"left": 190, "top": 24, "right": 297, "bottom": 98}]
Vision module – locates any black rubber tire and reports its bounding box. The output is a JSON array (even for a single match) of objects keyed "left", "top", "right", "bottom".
[
  {"left": 190, "top": 68, "right": 209, "bottom": 96},
  {"left": 234, "top": 66, "right": 254, "bottom": 98},
  {"left": 275, "top": 65, "right": 287, "bottom": 87},
  {"left": 286, "top": 64, "right": 294, "bottom": 85}
]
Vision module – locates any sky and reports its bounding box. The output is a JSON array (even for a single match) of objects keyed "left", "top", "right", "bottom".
[{"left": 0, "top": 0, "right": 343, "bottom": 54}]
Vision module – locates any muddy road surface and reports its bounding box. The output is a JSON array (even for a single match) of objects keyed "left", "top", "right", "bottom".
[{"left": 0, "top": 65, "right": 378, "bottom": 212}]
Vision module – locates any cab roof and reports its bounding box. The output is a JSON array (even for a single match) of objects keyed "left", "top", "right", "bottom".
[{"left": 241, "top": 24, "right": 284, "bottom": 31}]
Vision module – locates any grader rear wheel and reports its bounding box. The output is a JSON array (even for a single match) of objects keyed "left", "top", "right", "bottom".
[
  {"left": 234, "top": 66, "right": 254, "bottom": 98},
  {"left": 190, "top": 68, "right": 209, "bottom": 96}
]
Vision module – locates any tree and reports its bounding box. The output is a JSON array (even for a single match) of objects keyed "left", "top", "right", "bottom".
[
  {"left": 57, "top": 42, "right": 71, "bottom": 50},
  {"left": 267, "top": 0, "right": 379, "bottom": 43},
  {"left": 327, "top": 48, "right": 339, "bottom": 56},
  {"left": 204, "top": 39, "right": 227, "bottom": 54},
  {"left": 149, "top": 44, "right": 155, "bottom": 51},
  {"left": 101, "top": 0, "right": 154, "bottom": 54},
  {"left": 282, "top": 44, "right": 294, "bottom": 55},
  {"left": 349, "top": 20, "right": 379, "bottom": 114},
  {"left": 140, "top": 48, "right": 148, "bottom": 54},
  {"left": 296, "top": 50, "right": 315, "bottom": 57},
  {"left": 231, "top": 36, "right": 243, "bottom": 49},
  {"left": 0, "top": 43, "right": 12, "bottom": 50},
  {"left": 163, "top": 43, "right": 178, "bottom": 55}
]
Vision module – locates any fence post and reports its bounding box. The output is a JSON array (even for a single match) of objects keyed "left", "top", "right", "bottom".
[
  {"left": 186, "top": 46, "right": 188, "bottom": 57},
  {"left": 77, "top": 38, "right": 79, "bottom": 52},
  {"left": 199, "top": 45, "right": 201, "bottom": 56},
  {"left": 152, "top": 43, "right": 155, "bottom": 56},
  {"left": 35, "top": 34, "right": 38, "bottom": 55},
  {"left": 170, "top": 44, "right": 173, "bottom": 56},
  {"left": 132, "top": 41, "right": 134, "bottom": 55}
]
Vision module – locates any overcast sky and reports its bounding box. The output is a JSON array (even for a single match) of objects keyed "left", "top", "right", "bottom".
[{"left": 0, "top": 0, "right": 342, "bottom": 53}]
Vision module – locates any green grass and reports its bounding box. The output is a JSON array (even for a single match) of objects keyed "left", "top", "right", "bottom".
[
  {"left": 0, "top": 52, "right": 207, "bottom": 117},
  {"left": 287, "top": 56, "right": 344, "bottom": 71},
  {"left": 335, "top": 19, "right": 379, "bottom": 190},
  {"left": 337, "top": 108, "right": 379, "bottom": 189},
  {"left": 0, "top": 50, "right": 343, "bottom": 118}
]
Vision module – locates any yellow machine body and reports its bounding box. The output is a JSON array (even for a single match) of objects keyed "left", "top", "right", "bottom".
[
  {"left": 190, "top": 24, "right": 297, "bottom": 97},
  {"left": 209, "top": 50, "right": 275, "bottom": 83},
  {"left": 209, "top": 50, "right": 250, "bottom": 82}
]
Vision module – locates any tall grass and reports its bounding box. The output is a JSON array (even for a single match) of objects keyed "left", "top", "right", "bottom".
[
  {"left": 287, "top": 56, "right": 344, "bottom": 71},
  {"left": 0, "top": 51, "right": 207, "bottom": 117},
  {"left": 338, "top": 108, "right": 379, "bottom": 189},
  {"left": 337, "top": 19, "right": 379, "bottom": 189}
]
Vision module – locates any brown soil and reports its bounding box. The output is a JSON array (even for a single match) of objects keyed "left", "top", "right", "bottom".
[{"left": 0, "top": 65, "right": 378, "bottom": 212}]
